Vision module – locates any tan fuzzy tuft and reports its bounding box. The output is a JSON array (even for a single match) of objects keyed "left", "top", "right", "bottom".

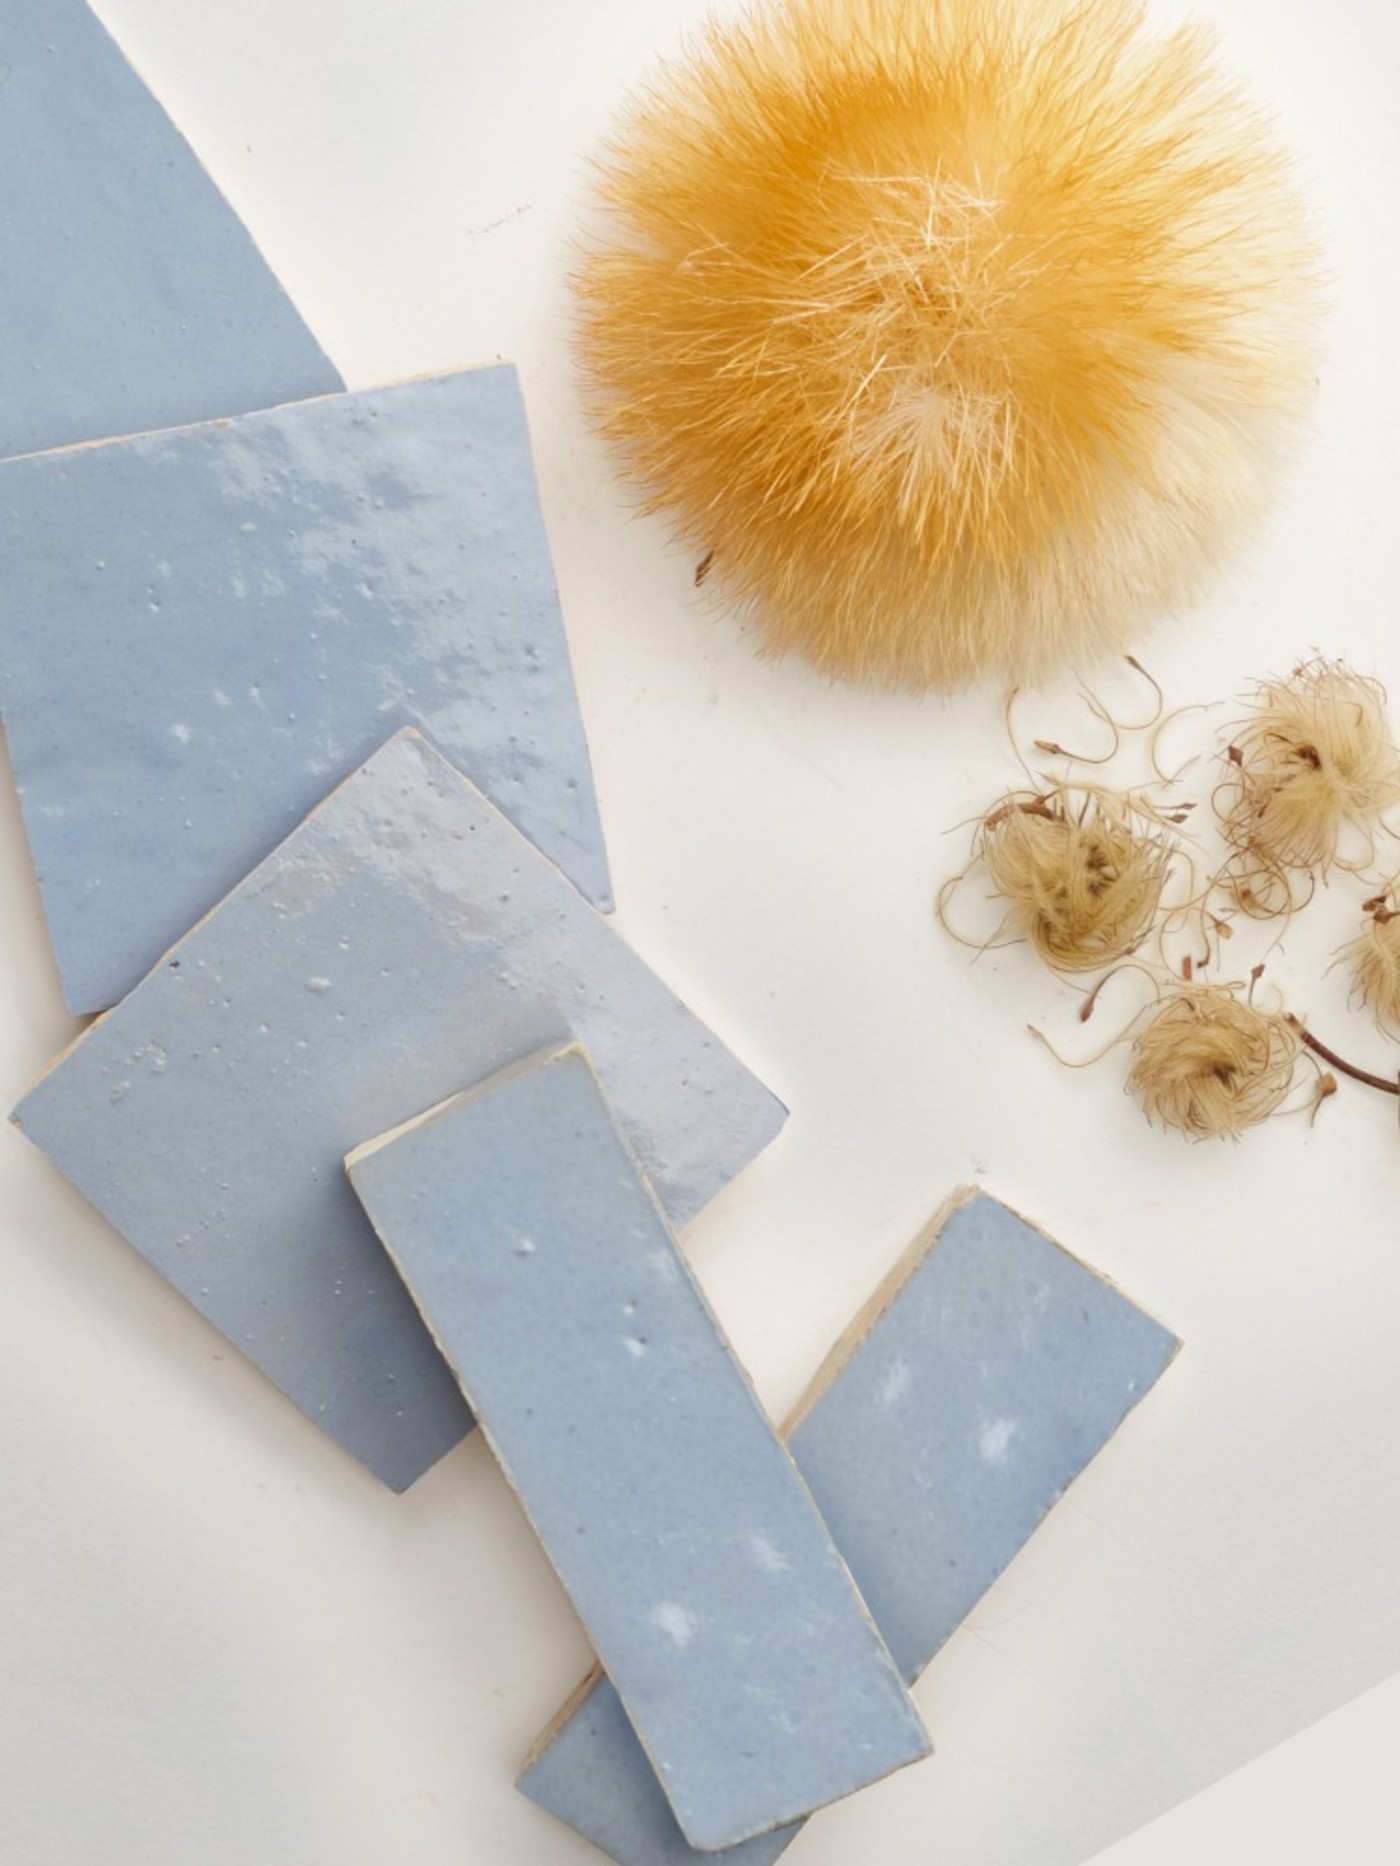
[
  {"left": 1348, "top": 897, "right": 1400, "bottom": 1037},
  {"left": 1219, "top": 662, "right": 1400, "bottom": 916},
  {"left": 973, "top": 785, "right": 1171, "bottom": 974},
  {"left": 1127, "top": 984, "right": 1300, "bottom": 1139},
  {"left": 577, "top": 0, "right": 1320, "bottom": 688}
]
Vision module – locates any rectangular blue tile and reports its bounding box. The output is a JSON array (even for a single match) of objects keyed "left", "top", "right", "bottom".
[
  {"left": 0, "top": 365, "right": 608, "bottom": 1012},
  {"left": 347, "top": 1047, "right": 930, "bottom": 1852},
  {"left": 12, "top": 732, "right": 784, "bottom": 1491},
  {"left": 0, "top": 0, "right": 341, "bottom": 462},
  {"left": 518, "top": 1188, "right": 1179, "bottom": 1866}
]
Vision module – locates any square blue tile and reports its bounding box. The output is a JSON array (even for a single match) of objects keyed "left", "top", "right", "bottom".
[
  {"left": 12, "top": 733, "right": 784, "bottom": 1490},
  {"left": 0, "top": 365, "right": 609, "bottom": 1010}
]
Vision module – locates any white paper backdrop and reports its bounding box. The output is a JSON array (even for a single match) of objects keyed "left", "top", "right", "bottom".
[{"left": 2, "top": 2, "right": 1397, "bottom": 1862}]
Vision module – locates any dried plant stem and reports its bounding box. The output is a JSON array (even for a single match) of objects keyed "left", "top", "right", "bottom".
[
  {"left": 1123, "top": 658, "right": 1165, "bottom": 730},
  {"left": 1285, "top": 1017, "right": 1400, "bottom": 1097}
]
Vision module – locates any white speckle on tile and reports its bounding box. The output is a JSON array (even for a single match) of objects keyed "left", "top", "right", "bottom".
[
  {"left": 212, "top": 687, "right": 231, "bottom": 707},
  {"left": 514, "top": 1237, "right": 536, "bottom": 1257},
  {"left": 109, "top": 1080, "right": 131, "bottom": 1104},
  {"left": 646, "top": 1249, "right": 680, "bottom": 1285},
  {"left": 979, "top": 1417, "right": 1019, "bottom": 1466},
  {"left": 170, "top": 722, "right": 191, "bottom": 744},
  {"left": 879, "top": 1356, "right": 912, "bottom": 1409},
  {"left": 306, "top": 976, "right": 332, "bottom": 994},
  {"left": 624, "top": 1336, "right": 647, "bottom": 1358},
  {"left": 750, "top": 1534, "right": 788, "bottom": 1573},
  {"left": 651, "top": 1603, "right": 697, "bottom": 1649}
]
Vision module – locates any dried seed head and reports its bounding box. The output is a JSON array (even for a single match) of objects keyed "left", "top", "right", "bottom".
[
  {"left": 1348, "top": 895, "right": 1400, "bottom": 1036},
  {"left": 1127, "top": 984, "right": 1300, "bottom": 1139},
  {"left": 978, "top": 786, "right": 1170, "bottom": 973},
  {"left": 1219, "top": 662, "right": 1400, "bottom": 915}
]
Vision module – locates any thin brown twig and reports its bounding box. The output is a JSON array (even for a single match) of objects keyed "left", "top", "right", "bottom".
[{"left": 1285, "top": 1015, "right": 1400, "bottom": 1096}]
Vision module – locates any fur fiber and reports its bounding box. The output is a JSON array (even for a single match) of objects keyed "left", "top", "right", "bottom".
[{"left": 576, "top": 0, "right": 1320, "bottom": 688}]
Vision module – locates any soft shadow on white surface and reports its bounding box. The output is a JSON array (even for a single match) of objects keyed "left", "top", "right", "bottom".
[
  {"left": 1087, "top": 1670, "right": 1400, "bottom": 1866},
  {"left": 1, "top": 1, "right": 1396, "bottom": 1862}
]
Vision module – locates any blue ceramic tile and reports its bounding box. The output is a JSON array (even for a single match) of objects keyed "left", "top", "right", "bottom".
[
  {"left": 518, "top": 1189, "right": 1179, "bottom": 1866},
  {"left": 347, "top": 1047, "right": 929, "bottom": 1852},
  {"left": 0, "top": 365, "right": 610, "bottom": 1011},
  {"left": 11, "top": 733, "right": 784, "bottom": 1491},
  {"left": 0, "top": 0, "right": 341, "bottom": 461}
]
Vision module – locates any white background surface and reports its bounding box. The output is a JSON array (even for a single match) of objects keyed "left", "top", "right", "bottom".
[
  {"left": 1090, "top": 1666, "right": 1400, "bottom": 1865},
  {"left": 2, "top": 2, "right": 1397, "bottom": 1862}
]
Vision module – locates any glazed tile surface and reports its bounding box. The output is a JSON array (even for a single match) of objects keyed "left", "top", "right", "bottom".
[
  {"left": 518, "top": 1190, "right": 1179, "bottom": 1866},
  {"left": 0, "top": 0, "right": 341, "bottom": 462},
  {"left": 0, "top": 364, "right": 610, "bottom": 1011},
  {"left": 11, "top": 733, "right": 784, "bottom": 1491},
  {"left": 348, "top": 1046, "right": 928, "bottom": 1852}
]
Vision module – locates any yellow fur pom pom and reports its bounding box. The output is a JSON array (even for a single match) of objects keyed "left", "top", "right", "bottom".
[{"left": 578, "top": 0, "right": 1320, "bottom": 687}]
